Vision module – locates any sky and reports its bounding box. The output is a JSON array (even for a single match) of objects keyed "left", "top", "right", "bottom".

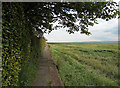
[{"left": 44, "top": 0, "right": 119, "bottom": 42}]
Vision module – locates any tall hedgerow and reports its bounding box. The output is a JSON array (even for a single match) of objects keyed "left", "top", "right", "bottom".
[{"left": 2, "top": 3, "right": 46, "bottom": 86}]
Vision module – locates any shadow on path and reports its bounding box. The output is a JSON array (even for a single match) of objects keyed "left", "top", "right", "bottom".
[{"left": 32, "top": 45, "right": 64, "bottom": 87}]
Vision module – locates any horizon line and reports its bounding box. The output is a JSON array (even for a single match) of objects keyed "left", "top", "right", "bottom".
[{"left": 47, "top": 41, "right": 119, "bottom": 43}]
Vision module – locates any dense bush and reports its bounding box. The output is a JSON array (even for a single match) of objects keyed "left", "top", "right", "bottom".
[{"left": 2, "top": 2, "right": 46, "bottom": 86}]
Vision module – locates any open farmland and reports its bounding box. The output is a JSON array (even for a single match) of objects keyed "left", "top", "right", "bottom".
[{"left": 49, "top": 43, "right": 119, "bottom": 86}]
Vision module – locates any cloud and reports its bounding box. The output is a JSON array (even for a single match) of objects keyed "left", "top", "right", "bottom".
[
  {"left": 107, "top": 0, "right": 120, "bottom": 3},
  {"left": 44, "top": 18, "right": 118, "bottom": 42},
  {"left": 88, "top": 18, "right": 118, "bottom": 41},
  {"left": 114, "top": 0, "right": 120, "bottom": 2},
  {"left": 44, "top": 28, "right": 92, "bottom": 42}
]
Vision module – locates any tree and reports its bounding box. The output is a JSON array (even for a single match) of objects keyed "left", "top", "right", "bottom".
[
  {"left": 2, "top": 2, "right": 119, "bottom": 86},
  {"left": 22, "top": 2, "right": 119, "bottom": 36}
]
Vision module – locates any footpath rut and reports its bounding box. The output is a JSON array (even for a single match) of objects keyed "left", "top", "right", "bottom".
[{"left": 32, "top": 45, "right": 64, "bottom": 87}]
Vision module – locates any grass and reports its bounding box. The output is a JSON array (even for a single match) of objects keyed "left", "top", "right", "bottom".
[
  {"left": 0, "top": 56, "right": 1, "bottom": 86},
  {"left": 49, "top": 43, "right": 119, "bottom": 86},
  {"left": 19, "top": 59, "right": 40, "bottom": 86},
  {"left": 18, "top": 38, "right": 47, "bottom": 86}
]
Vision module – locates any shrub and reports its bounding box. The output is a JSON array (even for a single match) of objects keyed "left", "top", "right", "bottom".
[{"left": 2, "top": 3, "right": 46, "bottom": 86}]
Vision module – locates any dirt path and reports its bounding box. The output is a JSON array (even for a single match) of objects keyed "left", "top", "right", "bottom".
[{"left": 32, "top": 45, "right": 64, "bottom": 87}]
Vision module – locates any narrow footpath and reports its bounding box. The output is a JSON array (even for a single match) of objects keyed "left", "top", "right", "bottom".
[{"left": 32, "top": 45, "right": 64, "bottom": 87}]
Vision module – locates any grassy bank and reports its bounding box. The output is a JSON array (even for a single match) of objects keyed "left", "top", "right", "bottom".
[
  {"left": 49, "top": 43, "right": 119, "bottom": 86},
  {"left": 0, "top": 57, "right": 1, "bottom": 86},
  {"left": 19, "top": 37, "right": 47, "bottom": 86}
]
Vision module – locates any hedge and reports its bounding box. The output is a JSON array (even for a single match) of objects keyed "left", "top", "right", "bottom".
[{"left": 2, "top": 2, "right": 46, "bottom": 86}]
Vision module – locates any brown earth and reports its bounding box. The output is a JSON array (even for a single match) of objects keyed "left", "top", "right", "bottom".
[{"left": 32, "top": 45, "right": 64, "bottom": 87}]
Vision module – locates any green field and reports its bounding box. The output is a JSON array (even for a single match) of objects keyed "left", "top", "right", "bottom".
[{"left": 49, "top": 43, "right": 119, "bottom": 86}]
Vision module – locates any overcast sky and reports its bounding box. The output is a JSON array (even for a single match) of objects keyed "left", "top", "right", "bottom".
[{"left": 44, "top": 0, "right": 119, "bottom": 42}]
